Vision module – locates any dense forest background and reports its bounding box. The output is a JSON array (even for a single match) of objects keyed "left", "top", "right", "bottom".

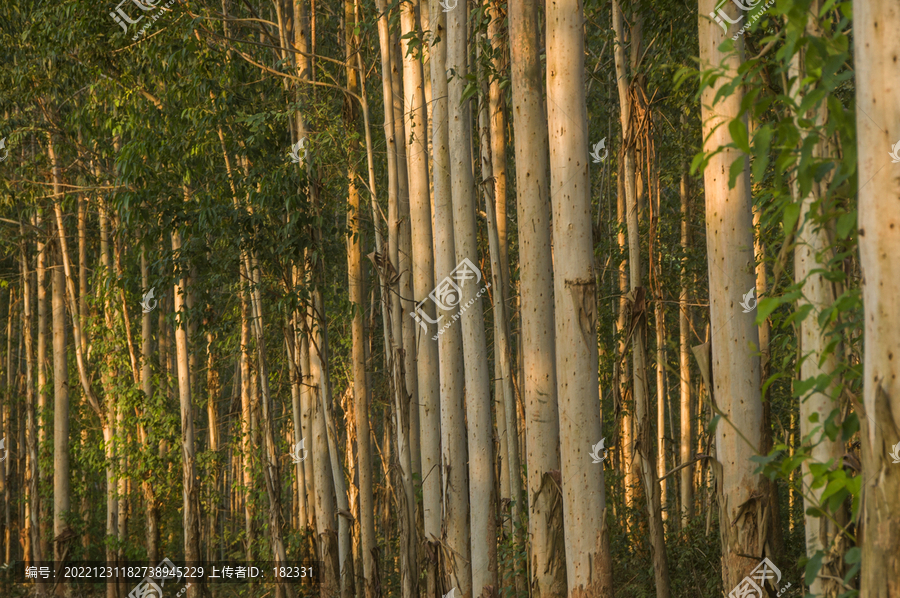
[{"left": 0, "top": 0, "right": 898, "bottom": 596}]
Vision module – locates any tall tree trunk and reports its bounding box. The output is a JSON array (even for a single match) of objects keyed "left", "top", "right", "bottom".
[
  {"left": 51, "top": 246, "right": 69, "bottom": 566},
  {"left": 447, "top": 2, "right": 498, "bottom": 594},
  {"left": 508, "top": 0, "right": 566, "bottom": 592},
  {"left": 852, "top": 1, "right": 900, "bottom": 596},
  {"left": 20, "top": 233, "right": 41, "bottom": 565},
  {"left": 429, "top": 0, "right": 472, "bottom": 592},
  {"left": 345, "top": 3, "right": 377, "bottom": 593},
  {"left": 308, "top": 299, "right": 341, "bottom": 597},
  {"left": 398, "top": 0, "right": 443, "bottom": 589},
  {"left": 698, "top": 0, "right": 772, "bottom": 589},
  {"left": 36, "top": 216, "right": 50, "bottom": 560},
  {"left": 172, "top": 228, "right": 202, "bottom": 597},
  {"left": 140, "top": 251, "right": 160, "bottom": 563},
  {"left": 239, "top": 267, "right": 254, "bottom": 560},
  {"left": 678, "top": 163, "right": 693, "bottom": 529},
  {"left": 545, "top": 0, "right": 614, "bottom": 594}
]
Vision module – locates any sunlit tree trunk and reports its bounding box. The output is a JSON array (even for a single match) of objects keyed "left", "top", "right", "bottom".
[
  {"left": 678, "top": 164, "right": 693, "bottom": 529},
  {"left": 239, "top": 266, "right": 254, "bottom": 560},
  {"left": 447, "top": 2, "right": 498, "bottom": 594},
  {"left": 698, "top": 1, "right": 772, "bottom": 588},
  {"left": 20, "top": 233, "right": 41, "bottom": 565},
  {"left": 430, "top": 0, "right": 472, "bottom": 592},
  {"left": 36, "top": 215, "right": 50, "bottom": 560},
  {"left": 852, "top": 1, "right": 900, "bottom": 596},
  {"left": 546, "top": 0, "right": 614, "bottom": 594},
  {"left": 172, "top": 227, "right": 202, "bottom": 598},
  {"left": 508, "top": 0, "right": 566, "bottom": 593},
  {"left": 139, "top": 251, "right": 160, "bottom": 563},
  {"left": 345, "top": 3, "right": 377, "bottom": 593},
  {"left": 51, "top": 245, "right": 69, "bottom": 566}
]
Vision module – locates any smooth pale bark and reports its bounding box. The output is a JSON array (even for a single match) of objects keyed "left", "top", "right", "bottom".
[
  {"left": 140, "top": 251, "right": 160, "bottom": 563},
  {"left": 430, "top": 1, "right": 472, "bottom": 592},
  {"left": 296, "top": 306, "right": 316, "bottom": 531},
  {"left": 545, "top": 0, "right": 614, "bottom": 594},
  {"left": 172, "top": 229, "right": 202, "bottom": 597},
  {"left": 284, "top": 313, "right": 309, "bottom": 530},
  {"left": 21, "top": 236, "right": 41, "bottom": 565},
  {"left": 36, "top": 217, "right": 50, "bottom": 560},
  {"left": 399, "top": 0, "right": 443, "bottom": 572},
  {"left": 51, "top": 248, "right": 69, "bottom": 566},
  {"left": 239, "top": 272, "right": 254, "bottom": 559},
  {"left": 345, "top": 4, "right": 377, "bottom": 592},
  {"left": 698, "top": 1, "right": 771, "bottom": 589},
  {"left": 508, "top": 0, "right": 566, "bottom": 592},
  {"left": 852, "top": 1, "right": 900, "bottom": 596},
  {"left": 308, "top": 301, "right": 341, "bottom": 597},
  {"left": 678, "top": 166, "right": 693, "bottom": 528},
  {"left": 447, "top": 2, "right": 498, "bottom": 594},
  {"left": 617, "top": 153, "right": 635, "bottom": 512}
]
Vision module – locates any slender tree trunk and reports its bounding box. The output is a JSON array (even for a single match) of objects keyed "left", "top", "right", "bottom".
[
  {"left": 678, "top": 164, "right": 693, "bottom": 529},
  {"left": 398, "top": 0, "right": 443, "bottom": 588},
  {"left": 20, "top": 234, "right": 41, "bottom": 565},
  {"left": 140, "top": 251, "right": 160, "bottom": 563},
  {"left": 308, "top": 299, "right": 341, "bottom": 597},
  {"left": 36, "top": 217, "right": 50, "bottom": 561},
  {"left": 51, "top": 246, "right": 69, "bottom": 564},
  {"left": 429, "top": 0, "right": 472, "bottom": 592},
  {"left": 172, "top": 228, "right": 202, "bottom": 598},
  {"left": 239, "top": 267, "right": 254, "bottom": 560},
  {"left": 698, "top": 1, "right": 772, "bottom": 589},
  {"left": 508, "top": 0, "right": 566, "bottom": 592},
  {"left": 545, "top": 0, "right": 614, "bottom": 594},
  {"left": 852, "top": 1, "right": 900, "bottom": 596},
  {"left": 447, "top": 2, "right": 498, "bottom": 594},
  {"left": 345, "top": 3, "right": 377, "bottom": 592}
]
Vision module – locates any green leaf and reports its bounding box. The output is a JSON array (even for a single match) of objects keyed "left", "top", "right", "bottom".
[{"left": 729, "top": 118, "right": 750, "bottom": 153}]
